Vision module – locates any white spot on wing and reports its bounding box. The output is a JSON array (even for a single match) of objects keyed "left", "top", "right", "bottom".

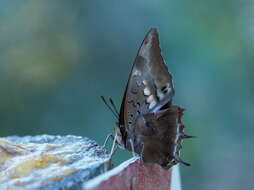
[
  {"left": 146, "top": 95, "right": 157, "bottom": 109},
  {"left": 133, "top": 69, "right": 141, "bottom": 76},
  {"left": 147, "top": 95, "right": 155, "bottom": 103},
  {"left": 149, "top": 101, "right": 157, "bottom": 109},
  {"left": 143, "top": 88, "right": 151, "bottom": 96}
]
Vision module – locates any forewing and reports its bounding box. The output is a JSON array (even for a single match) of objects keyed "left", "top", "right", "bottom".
[{"left": 119, "top": 28, "right": 175, "bottom": 130}]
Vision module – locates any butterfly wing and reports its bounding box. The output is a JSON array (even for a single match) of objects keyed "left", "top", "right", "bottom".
[
  {"left": 119, "top": 28, "right": 175, "bottom": 131},
  {"left": 116, "top": 28, "right": 190, "bottom": 168},
  {"left": 134, "top": 105, "right": 186, "bottom": 168}
]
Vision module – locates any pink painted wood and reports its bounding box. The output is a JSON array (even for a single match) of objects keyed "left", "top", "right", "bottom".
[{"left": 84, "top": 158, "right": 172, "bottom": 190}]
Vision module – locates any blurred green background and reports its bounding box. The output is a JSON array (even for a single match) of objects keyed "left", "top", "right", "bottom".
[{"left": 0, "top": 0, "right": 253, "bottom": 189}]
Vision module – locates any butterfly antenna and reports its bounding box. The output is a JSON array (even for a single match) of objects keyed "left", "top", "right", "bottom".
[
  {"left": 100, "top": 96, "right": 119, "bottom": 120},
  {"left": 109, "top": 98, "right": 120, "bottom": 116}
]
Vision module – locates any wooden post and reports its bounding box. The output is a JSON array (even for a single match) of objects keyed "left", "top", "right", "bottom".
[{"left": 84, "top": 157, "right": 181, "bottom": 190}]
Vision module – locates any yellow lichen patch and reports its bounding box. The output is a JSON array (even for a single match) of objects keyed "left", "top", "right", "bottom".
[
  {"left": 0, "top": 148, "right": 10, "bottom": 164},
  {"left": 47, "top": 167, "right": 76, "bottom": 181},
  {"left": 7, "top": 154, "right": 68, "bottom": 179}
]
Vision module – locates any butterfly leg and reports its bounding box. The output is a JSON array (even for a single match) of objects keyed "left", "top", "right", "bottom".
[
  {"left": 103, "top": 134, "right": 114, "bottom": 148},
  {"left": 140, "top": 143, "right": 145, "bottom": 161},
  {"left": 128, "top": 139, "right": 136, "bottom": 157},
  {"left": 109, "top": 133, "right": 118, "bottom": 158}
]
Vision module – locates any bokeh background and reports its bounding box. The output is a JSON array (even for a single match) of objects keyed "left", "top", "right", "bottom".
[{"left": 0, "top": 1, "right": 253, "bottom": 189}]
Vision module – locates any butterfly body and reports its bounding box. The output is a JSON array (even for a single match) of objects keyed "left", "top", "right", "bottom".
[{"left": 111, "top": 28, "right": 190, "bottom": 169}]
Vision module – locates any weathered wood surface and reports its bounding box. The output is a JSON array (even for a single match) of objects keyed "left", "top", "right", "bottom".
[
  {"left": 0, "top": 135, "right": 179, "bottom": 190},
  {"left": 0, "top": 135, "right": 111, "bottom": 190}
]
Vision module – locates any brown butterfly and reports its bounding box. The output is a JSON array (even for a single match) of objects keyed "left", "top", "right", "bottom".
[{"left": 102, "top": 28, "right": 192, "bottom": 169}]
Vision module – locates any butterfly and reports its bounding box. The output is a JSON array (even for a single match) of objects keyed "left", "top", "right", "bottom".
[{"left": 102, "top": 28, "right": 192, "bottom": 169}]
